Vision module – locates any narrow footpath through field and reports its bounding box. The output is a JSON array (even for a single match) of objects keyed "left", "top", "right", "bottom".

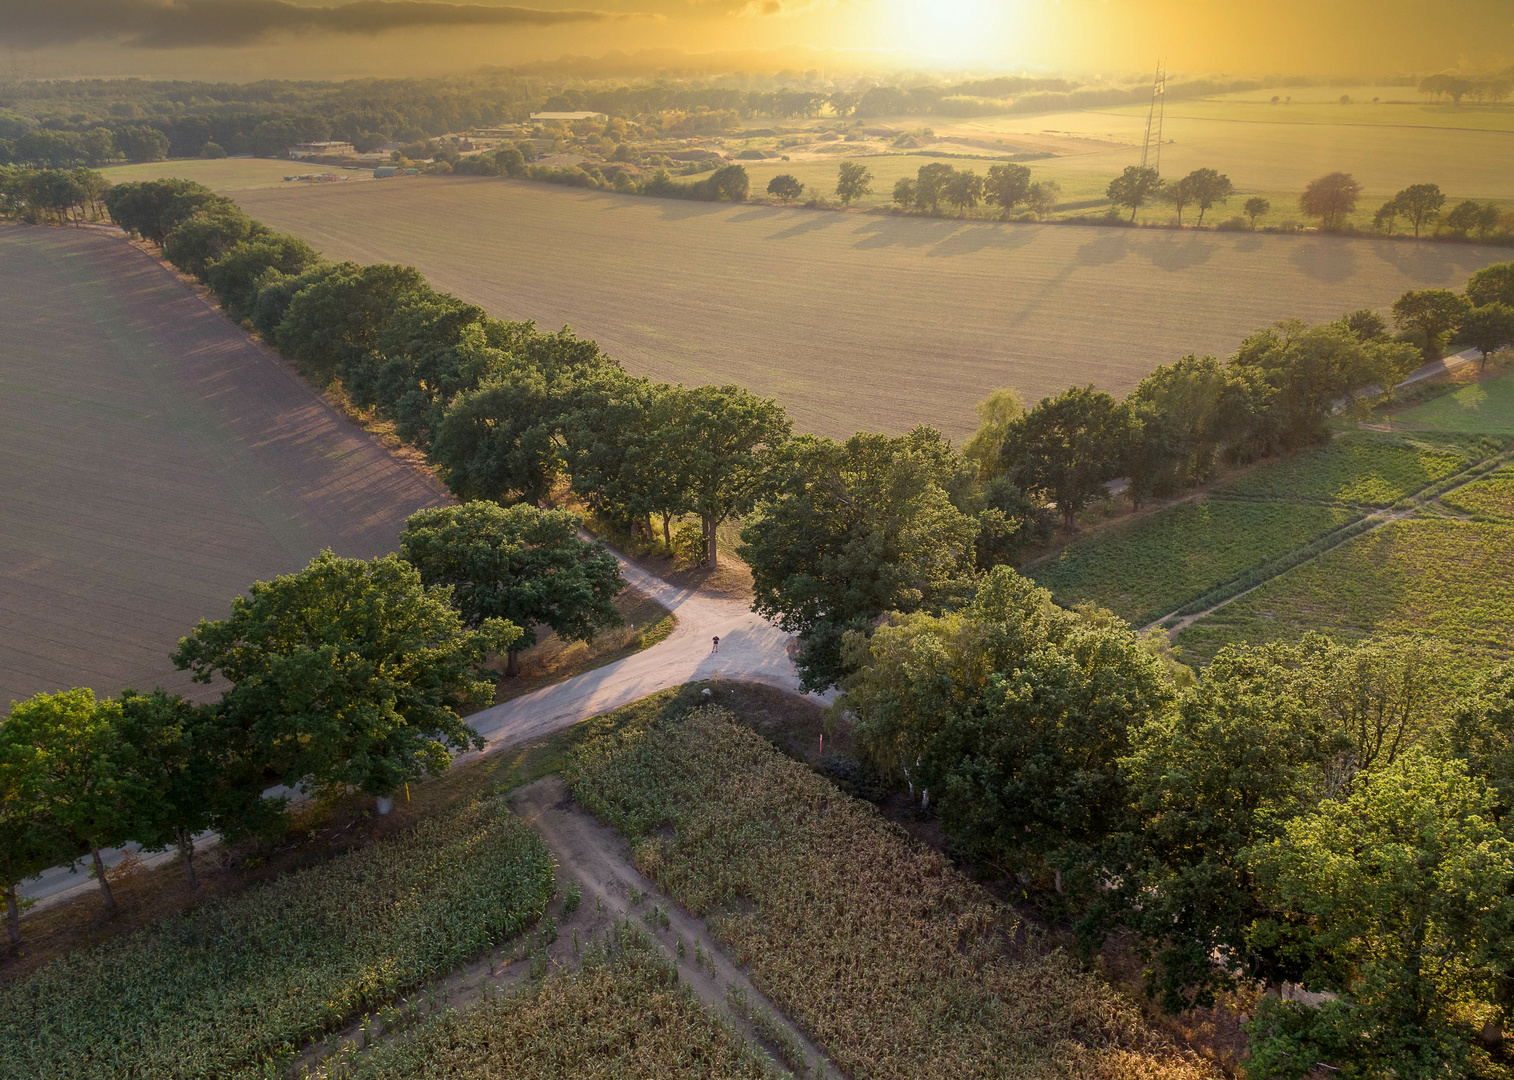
[{"left": 510, "top": 775, "right": 843, "bottom": 1079}]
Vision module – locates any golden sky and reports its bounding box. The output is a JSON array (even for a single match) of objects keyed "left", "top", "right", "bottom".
[{"left": 3, "top": 0, "right": 1510, "bottom": 80}]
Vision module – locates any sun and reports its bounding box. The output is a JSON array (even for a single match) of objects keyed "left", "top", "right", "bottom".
[{"left": 885, "top": 0, "right": 1014, "bottom": 65}]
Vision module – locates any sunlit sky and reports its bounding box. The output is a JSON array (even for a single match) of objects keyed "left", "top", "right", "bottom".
[{"left": 3, "top": 0, "right": 1510, "bottom": 80}]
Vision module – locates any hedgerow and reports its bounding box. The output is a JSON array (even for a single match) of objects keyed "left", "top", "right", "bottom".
[
  {"left": 566, "top": 705, "right": 1219, "bottom": 1080},
  {"left": 1029, "top": 499, "right": 1358, "bottom": 625},
  {"left": 0, "top": 795, "right": 554, "bottom": 1080},
  {"left": 320, "top": 925, "right": 776, "bottom": 1080}
]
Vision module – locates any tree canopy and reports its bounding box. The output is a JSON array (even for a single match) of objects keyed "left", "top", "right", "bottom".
[{"left": 400, "top": 502, "right": 624, "bottom": 676}]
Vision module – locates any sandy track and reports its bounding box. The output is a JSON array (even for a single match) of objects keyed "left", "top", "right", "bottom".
[
  {"left": 464, "top": 551, "right": 832, "bottom": 752},
  {"left": 512, "top": 776, "right": 842, "bottom": 1079}
]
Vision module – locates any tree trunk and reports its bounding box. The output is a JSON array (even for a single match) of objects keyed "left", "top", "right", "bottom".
[
  {"left": 91, "top": 848, "right": 117, "bottom": 914},
  {"left": 703, "top": 516, "right": 718, "bottom": 567},
  {"left": 175, "top": 826, "right": 199, "bottom": 890},
  {"left": 506, "top": 648, "right": 520, "bottom": 677},
  {"left": 5, "top": 883, "right": 19, "bottom": 946},
  {"left": 661, "top": 512, "right": 672, "bottom": 555},
  {"left": 1063, "top": 505, "right": 1077, "bottom": 531}
]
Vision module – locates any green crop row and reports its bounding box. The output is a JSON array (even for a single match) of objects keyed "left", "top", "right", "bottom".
[
  {"left": 1218, "top": 431, "right": 1493, "bottom": 506},
  {"left": 0, "top": 796, "right": 554, "bottom": 1080},
  {"left": 1029, "top": 499, "right": 1359, "bottom": 626},
  {"left": 1441, "top": 466, "right": 1514, "bottom": 520},
  {"left": 565, "top": 704, "right": 1218, "bottom": 1080},
  {"left": 1174, "top": 517, "right": 1514, "bottom": 678},
  {"left": 318, "top": 925, "right": 776, "bottom": 1080}
]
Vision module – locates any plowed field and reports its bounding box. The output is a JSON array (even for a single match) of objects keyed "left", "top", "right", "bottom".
[
  {"left": 0, "top": 226, "right": 449, "bottom": 709},
  {"left": 235, "top": 177, "right": 1509, "bottom": 438}
]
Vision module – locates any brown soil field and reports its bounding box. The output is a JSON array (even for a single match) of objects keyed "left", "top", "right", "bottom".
[
  {"left": 0, "top": 225, "right": 450, "bottom": 710},
  {"left": 236, "top": 177, "right": 1509, "bottom": 439}
]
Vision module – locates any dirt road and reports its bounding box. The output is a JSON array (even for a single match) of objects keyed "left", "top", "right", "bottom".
[
  {"left": 511, "top": 776, "right": 842, "bottom": 1079},
  {"left": 465, "top": 553, "right": 832, "bottom": 751}
]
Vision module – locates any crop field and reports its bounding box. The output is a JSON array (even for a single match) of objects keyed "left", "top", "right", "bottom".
[
  {"left": 1217, "top": 431, "right": 1491, "bottom": 505},
  {"left": 103, "top": 157, "right": 364, "bottom": 190},
  {"left": 228, "top": 177, "right": 1508, "bottom": 439},
  {"left": 1441, "top": 467, "right": 1514, "bottom": 520},
  {"left": 326, "top": 929, "right": 775, "bottom": 1080},
  {"left": 0, "top": 226, "right": 448, "bottom": 708},
  {"left": 566, "top": 703, "right": 1216, "bottom": 1080},
  {"left": 0, "top": 796, "right": 554, "bottom": 1080},
  {"left": 1027, "top": 500, "right": 1360, "bottom": 626},
  {"left": 1397, "top": 365, "right": 1514, "bottom": 434},
  {"left": 1173, "top": 517, "right": 1514, "bottom": 675}
]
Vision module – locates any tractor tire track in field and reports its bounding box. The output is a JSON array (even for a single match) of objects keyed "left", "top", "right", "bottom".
[{"left": 512, "top": 775, "right": 843, "bottom": 1080}]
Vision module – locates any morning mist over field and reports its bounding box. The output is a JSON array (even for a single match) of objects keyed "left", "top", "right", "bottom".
[{"left": 5, "top": 0, "right": 1512, "bottom": 78}]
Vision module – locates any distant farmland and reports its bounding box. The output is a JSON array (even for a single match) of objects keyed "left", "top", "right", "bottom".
[
  {"left": 237, "top": 178, "right": 1509, "bottom": 439},
  {"left": 0, "top": 227, "right": 449, "bottom": 709}
]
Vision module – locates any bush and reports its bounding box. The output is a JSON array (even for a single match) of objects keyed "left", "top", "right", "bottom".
[
  {"left": 671, "top": 522, "right": 706, "bottom": 566},
  {"left": 1216, "top": 215, "right": 1247, "bottom": 231}
]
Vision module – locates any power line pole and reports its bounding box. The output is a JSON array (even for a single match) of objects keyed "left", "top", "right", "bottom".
[{"left": 1139, "top": 60, "right": 1167, "bottom": 176}]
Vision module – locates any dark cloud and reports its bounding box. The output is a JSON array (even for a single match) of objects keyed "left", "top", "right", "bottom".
[{"left": 0, "top": 0, "right": 635, "bottom": 49}]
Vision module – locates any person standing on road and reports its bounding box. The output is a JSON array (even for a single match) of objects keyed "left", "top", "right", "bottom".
[{"left": 712, "top": 635, "right": 720, "bottom": 653}]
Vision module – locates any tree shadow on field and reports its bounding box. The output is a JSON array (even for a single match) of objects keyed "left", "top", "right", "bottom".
[
  {"left": 926, "top": 221, "right": 1040, "bottom": 258},
  {"left": 1371, "top": 239, "right": 1506, "bottom": 287},
  {"left": 1229, "top": 233, "right": 1265, "bottom": 254},
  {"left": 649, "top": 199, "right": 733, "bottom": 223},
  {"left": 850, "top": 215, "right": 967, "bottom": 252},
  {"left": 1143, "top": 232, "right": 1217, "bottom": 272},
  {"left": 1290, "top": 238, "right": 1358, "bottom": 283},
  {"left": 1076, "top": 229, "right": 1132, "bottom": 267},
  {"left": 727, "top": 206, "right": 790, "bottom": 225},
  {"left": 764, "top": 211, "right": 844, "bottom": 241}
]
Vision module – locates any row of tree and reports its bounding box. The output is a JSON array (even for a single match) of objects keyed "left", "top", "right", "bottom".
[
  {"left": 844, "top": 574, "right": 1514, "bottom": 1078},
  {"left": 889, "top": 160, "right": 1062, "bottom": 218},
  {"left": 100, "top": 177, "right": 1514, "bottom": 695},
  {"left": 1, "top": 501, "right": 627, "bottom": 940},
  {"left": 1374, "top": 181, "right": 1508, "bottom": 240},
  {"left": 0, "top": 166, "right": 110, "bottom": 224}
]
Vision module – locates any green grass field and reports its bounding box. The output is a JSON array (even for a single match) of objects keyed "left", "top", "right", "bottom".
[
  {"left": 102, "top": 157, "right": 365, "bottom": 190},
  {"left": 1028, "top": 500, "right": 1359, "bottom": 626},
  {"left": 1218, "top": 431, "right": 1492, "bottom": 505},
  {"left": 227, "top": 178, "right": 1508, "bottom": 439},
  {"left": 1441, "top": 467, "right": 1514, "bottom": 520},
  {"left": 1397, "top": 366, "right": 1514, "bottom": 434},
  {"left": 1173, "top": 517, "right": 1514, "bottom": 675}
]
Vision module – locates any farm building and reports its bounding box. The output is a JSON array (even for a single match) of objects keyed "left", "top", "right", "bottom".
[{"left": 288, "top": 141, "right": 355, "bottom": 158}]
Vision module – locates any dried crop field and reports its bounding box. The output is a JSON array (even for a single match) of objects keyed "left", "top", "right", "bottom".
[
  {"left": 0, "top": 226, "right": 449, "bottom": 708},
  {"left": 327, "top": 929, "right": 775, "bottom": 1080},
  {"left": 565, "top": 703, "right": 1217, "bottom": 1080},
  {"left": 232, "top": 177, "right": 1509, "bottom": 439}
]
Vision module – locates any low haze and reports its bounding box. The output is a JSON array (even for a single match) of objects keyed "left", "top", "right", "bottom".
[{"left": 4, "top": 0, "right": 1512, "bottom": 79}]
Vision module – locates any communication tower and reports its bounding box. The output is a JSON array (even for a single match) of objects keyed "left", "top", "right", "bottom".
[{"left": 1139, "top": 62, "right": 1167, "bottom": 176}]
